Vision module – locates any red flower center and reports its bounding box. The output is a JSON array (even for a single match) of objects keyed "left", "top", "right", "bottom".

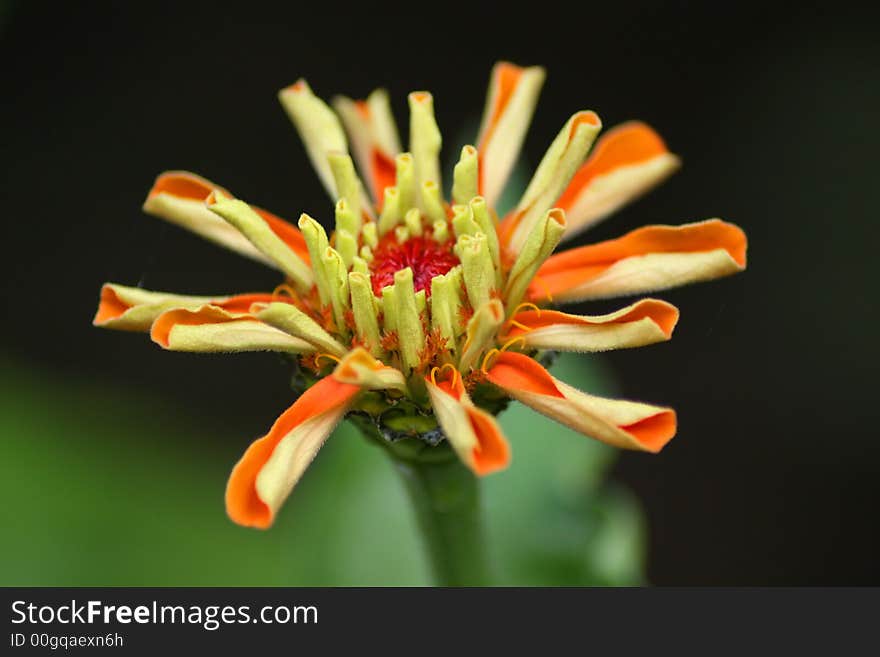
[{"left": 369, "top": 233, "right": 460, "bottom": 297}]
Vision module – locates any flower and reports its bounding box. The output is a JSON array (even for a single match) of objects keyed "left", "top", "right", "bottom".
[{"left": 94, "top": 61, "right": 747, "bottom": 529}]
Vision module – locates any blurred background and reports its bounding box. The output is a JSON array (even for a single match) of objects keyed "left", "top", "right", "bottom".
[{"left": 1, "top": 1, "right": 878, "bottom": 585}]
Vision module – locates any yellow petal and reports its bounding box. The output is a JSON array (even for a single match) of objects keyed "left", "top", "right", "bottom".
[
  {"left": 207, "top": 193, "right": 313, "bottom": 291},
  {"left": 531, "top": 220, "right": 747, "bottom": 303},
  {"left": 227, "top": 375, "right": 361, "bottom": 528},
  {"left": 502, "top": 299, "right": 679, "bottom": 352},
  {"left": 252, "top": 301, "right": 348, "bottom": 357},
  {"left": 476, "top": 62, "right": 546, "bottom": 208},
  {"left": 556, "top": 122, "right": 681, "bottom": 240},
  {"left": 485, "top": 352, "right": 675, "bottom": 452},
  {"left": 333, "top": 89, "right": 401, "bottom": 205},
  {"left": 333, "top": 347, "right": 407, "bottom": 393},
  {"left": 94, "top": 283, "right": 224, "bottom": 331},
  {"left": 278, "top": 79, "right": 349, "bottom": 200},
  {"left": 408, "top": 92, "right": 442, "bottom": 202},
  {"left": 504, "top": 111, "right": 602, "bottom": 253},
  {"left": 150, "top": 306, "right": 314, "bottom": 354},
  {"left": 142, "top": 171, "right": 274, "bottom": 266}
]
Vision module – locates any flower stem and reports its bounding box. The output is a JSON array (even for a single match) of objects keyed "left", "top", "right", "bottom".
[
  {"left": 348, "top": 414, "right": 490, "bottom": 586},
  {"left": 391, "top": 448, "right": 489, "bottom": 586}
]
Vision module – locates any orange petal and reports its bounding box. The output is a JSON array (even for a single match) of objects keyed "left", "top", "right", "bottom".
[
  {"left": 425, "top": 370, "right": 511, "bottom": 475},
  {"left": 476, "top": 62, "right": 545, "bottom": 208},
  {"left": 93, "top": 284, "right": 279, "bottom": 332},
  {"left": 500, "top": 111, "right": 602, "bottom": 253},
  {"left": 485, "top": 351, "right": 675, "bottom": 452},
  {"left": 464, "top": 407, "right": 511, "bottom": 475},
  {"left": 503, "top": 299, "right": 679, "bottom": 352},
  {"left": 555, "top": 122, "right": 680, "bottom": 238},
  {"left": 530, "top": 219, "right": 747, "bottom": 303},
  {"left": 333, "top": 93, "right": 401, "bottom": 207},
  {"left": 146, "top": 171, "right": 309, "bottom": 263},
  {"left": 150, "top": 303, "right": 313, "bottom": 353},
  {"left": 226, "top": 375, "right": 361, "bottom": 529}
]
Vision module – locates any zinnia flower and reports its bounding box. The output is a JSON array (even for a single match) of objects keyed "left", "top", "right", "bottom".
[{"left": 94, "top": 62, "right": 747, "bottom": 529}]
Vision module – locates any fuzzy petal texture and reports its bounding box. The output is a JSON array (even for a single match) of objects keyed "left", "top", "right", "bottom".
[
  {"left": 150, "top": 305, "right": 314, "bottom": 354},
  {"left": 476, "top": 62, "right": 546, "bottom": 208},
  {"left": 226, "top": 374, "right": 361, "bottom": 528},
  {"left": 425, "top": 370, "right": 510, "bottom": 475},
  {"left": 502, "top": 111, "right": 602, "bottom": 253},
  {"left": 556, "top": 122, "right": 681, "bottom": 239},
  {"left": 485, "top": 351, "right": 676, "bottom": 452},
  {"left": 278, "top": 79, "right": 350, "bottom": 200},
  {"left": 503, "top": 299, "right": 679, "bottom": 352},
  {"left": 143, "top": 171, "right": 309, "bottom": 265},
  {"left": 207, "top": 194, "right": 313, "bottom": 290},
  {"left": 333, "top": 90, "right": 401, "bottom": 206},
  {"left": 94, "top": 284, "right": 284, "bottom": 332},
  {"left": 333, "top": 347, "right": 408, "bottom": 393},
  {"left": 529, "top": 219, "right": 747, "bottom": 303}
]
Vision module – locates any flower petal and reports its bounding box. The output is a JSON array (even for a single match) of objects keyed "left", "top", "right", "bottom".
[
  {"left": 485, "top": 351, "right": 676, "bottom": 452},
  {"left": 252, "top": 301, "right": 348, "bottom": 358},
  {"left": 476, "top": 62, "right": 546, "bottom": 208},
  {"left": 278, "top": 79, "right": 350, "bottom": 200},
  {"left": 226, "top": 374, "right": 361, "bottom": 528},
  {"left": 408, "top": 92, "right": 443, "bottom": 196},
  {"left": 529, "top": 219, "right": 747, "bottom": 303},
  {"left": 143, "top": 171, "right": 309, "bottom": 264},
  {"left": 425, "top": 370, "right": 510, "bottom": 475},
  {"left": 555, "top": 122, "right": 681, "bottom": 239},
  {"left": 207, "top": 192, "right": 313, "bottom": 291},
  {"left": 333, "top": 90, "right": 401, "bottom": 206},
  {"left": 333, "top": 347, "right": 408, "bottom": 393},
  {"left": 150, "top": 305, "right": 314, "bottom": 354},
  {"left": 503, "top": 299, "right": 679, "bottom": 352},
  {"left": 93, "top": 283, "right": 279, "bottom": 332},
  {"left": 501, "top": 111, "right": 602, "bottom": 254}
]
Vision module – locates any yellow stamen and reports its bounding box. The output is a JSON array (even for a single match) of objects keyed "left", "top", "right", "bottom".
[
  {"left": 315, "top": 352, "right": 342, "bottom": 367},
  {"left": 480, "top": 348, "right": 501, "bottom": 374},
  {"left": 504, "top": 319, "right": 533, "bottom": 333},
  {"left": 500, "top": 336, "right": 528, "bottom": 352},
  {"left": 511, "top": 301, "right": 542, "bottom": 316},
  {"left": 429, "top": 363, "right": 460, "bottom": 389},
  {"left": 272, "top": 283, "right": 299, "bottom": 299}
]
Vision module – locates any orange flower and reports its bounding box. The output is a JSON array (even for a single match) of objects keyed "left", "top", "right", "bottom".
[{"left": 94, "top": 61, "right": 747, "bottom": 528}]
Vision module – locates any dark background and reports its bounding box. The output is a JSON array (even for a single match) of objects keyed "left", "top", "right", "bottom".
[{"left": 2, "top": 1, "right": 878, "bottom": 584}]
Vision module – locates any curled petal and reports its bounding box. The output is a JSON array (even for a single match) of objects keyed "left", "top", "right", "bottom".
[
  {"left": 503, "top": 299, "right": 679, "bottom": 352},
  {"left": 556, "top": 122, "right": 681, "bottom": 239},
  {"left": 150, "top": 305, "right": 314, "bottom": 354},
  {"left": 253, "top": 301, "right": 348, "bottom": 358},
  {"left": 333, "top": 90, "right": 401, "bottom": 206},
  {"left": 530, "top": 219, "right": 747, "bottom": 303},
  {"left": 502, "top": 111, "right": 602, "bottom": 254},
  {"left": 93, "top": 283, "right": 278, "bottom": 332},
  {"left": 143, "top": 171, "right": 309, "bottom": 264},
  {"left": 278, "top": 79, "right": 350, "bottom": 200},
  {"left": 226, "top": 374, "right": 361, "bottom": 529},
  {"left": 408, "top": 92, "right": 443, "bottom": 194},
  {"left": 207, "top": 193, "right": 313, "bottom": 291},
  {"left": 485, "top": 351, "right": 676, "bottom": 452},
  {"left": 476, "top": 62, "right": 546, "bottom": 208},
  {"left": 333, "top": 347, "right": 407, "bottom": 393},
  {"left": 425, "top": 370, "right": 510, "bottom": 475},
  {"left": 459, "top": 299, "right": 505, "bottom": 374}
]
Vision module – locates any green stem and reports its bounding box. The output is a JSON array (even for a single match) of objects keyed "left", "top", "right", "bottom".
[
  {"left": 348, "top": 414, "right": 490, "bottom": 586},
  {"left": 392, "top": 449, "right": 489, "bottom": 586}
]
